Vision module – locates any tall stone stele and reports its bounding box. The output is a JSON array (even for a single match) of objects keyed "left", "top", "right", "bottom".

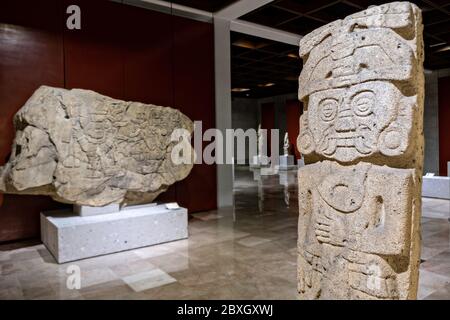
[{"left": 296, "top": 2, "right": 424, "bottom": 299}]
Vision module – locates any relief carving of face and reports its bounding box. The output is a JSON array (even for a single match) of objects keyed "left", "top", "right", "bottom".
[{"left": 299, "top": 81, "right": 412, "bottom": 162}]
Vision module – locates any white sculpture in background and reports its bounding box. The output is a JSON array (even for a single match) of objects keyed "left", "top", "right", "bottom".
[
  {"left": 257, "top": 124, "right": 264, "bottom": 157},
  {"left": 251, "top": 124, "right": 270, "bottom": 168},
  {"left": 283, "top": 132, "right": 290, "bottom": 156},
  {"left": 279, "top": 132, "right": 295, "bottom": 170}
]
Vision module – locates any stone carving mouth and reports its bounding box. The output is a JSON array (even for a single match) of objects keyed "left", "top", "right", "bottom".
[
  {"left": 320, "top": 130, "right": 373, "bottom": 156},
  {"left": 334, "top": 135, "right": 356, "bottom": 147}
]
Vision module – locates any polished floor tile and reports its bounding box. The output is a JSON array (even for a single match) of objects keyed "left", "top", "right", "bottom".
[
  {"left": 191, "top": 212, "right": 224, "bottom": 221},
  {"left": 237, "top": 236, "right": 272, "bottom": 247},
  {"left": 0, "top": 166, "right": 449, "bottom": 299},
  {"left": 123, "top": 269, "right": 177, "bottom": 292}
]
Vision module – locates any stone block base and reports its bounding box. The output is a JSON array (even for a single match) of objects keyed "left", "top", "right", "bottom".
[
  {"left": 279, "top": 171, "right": 296, "bottom": 186},
  {"left": 422, "top": 176, "right": 450, "bottom": 199},
  {"left": 298, "top": 158, "right": 305, "bottom": 168},
  {"left": 279, "top": 155, "right": 296, "bottom": 170},
  {"left": 250, "top": 155, "right": 270, "bottom": 168},
  {"left": 40, "top": 204, "right": 188, "bottom": 263}
]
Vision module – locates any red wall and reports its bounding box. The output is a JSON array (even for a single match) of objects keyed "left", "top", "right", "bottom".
[
  {"left": 0, "top": 0, "right": 68, "bottom": 242},
  {"left": 172, "top": 16, "right": 216, "bottom": 212},
  {"left": 0, "top": 0, "right": 216, "bottom": 242},
  {"left": 286, "top": 99, "right": 302, "bottom": 161},
  {"left": 439, "top": 76, "right": 450, "bottom": 176}
]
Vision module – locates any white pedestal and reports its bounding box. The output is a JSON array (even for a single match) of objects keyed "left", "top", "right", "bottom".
[
  {"left": 41, "top": 204, "right": 188, "bottom": 263},
  {"left": 279, "top": 171, "right": 297, "bottom": 186},
  {"left": 260, "top": 166, "right": 278, "bottom": 176},
  {"left": 252, "top": 168, "right": 261, "bottom": 181},
  {"left": 278, "top": 155, "right": 296, "bottom": 171},
  {"left": 250, "top": 155, "right": 270, "bottom": 168},
  {"left": 422, "top": 176, "right": 450, "bottom": 199},
  {"left": 298, "top": 158, "right": 305, "bottom": 168}
]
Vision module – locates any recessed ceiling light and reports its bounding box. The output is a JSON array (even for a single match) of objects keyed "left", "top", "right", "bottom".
[
  {"left": 287, "top": 53, "right": 299, "bottom": 59},
  {"left": 232, "top": 40, "right": 267, "bottom": 49},
  {"left": 257, "top": 83, "right": 275, "bottom": 87},
  {"left": 436, "top": 45, "right": 450, "bottom": 53},
  {"left": 231, "top": 88, "right": 251, "bottom": 92},
  {"left": 430, "top": 42, "right": 446, "bottom": 48}
]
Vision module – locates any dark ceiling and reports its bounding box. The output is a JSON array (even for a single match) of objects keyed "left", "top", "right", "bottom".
[
  {"left": 231, "top": 31, "right": 301, "bottom": 98},
  {"left": 241, "top": 0, "right": 450, "bottom": 70},
  {"left": 175, "top": 1, "right": 450, "bottom": 98},
  {"left": 168, "top": 0, "right": 238, "bottom": 12}
]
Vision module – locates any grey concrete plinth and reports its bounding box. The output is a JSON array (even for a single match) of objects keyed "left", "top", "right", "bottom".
[
  {"left": 280, "top": 155, "right": 294, "bottom": 166},
  {"left": 41, "top": 204, "right": 188, "bottom": 263},
  {"left": 250, "top": 167, "right": 277, "bottom": 181},
  {"left": 422, "top": 176, "right": 450, "bottom": 199},
  {"left": 279, "top": 171, "right": 296, "bottom": 186},
  {"left": 250, "top": 155, "right": 270, "bottom": 168},
  {"left": 298, "top": 158, "right": 305, "bottom": 168},
  {"left": 260, "top": 167, "right": 278, "bottom": 176},
  {"left": 250, "top": 168, "right": 261, "bottom": 181},
  {"left": 279, "top": 155, "right": 296, "bottom": 171}
]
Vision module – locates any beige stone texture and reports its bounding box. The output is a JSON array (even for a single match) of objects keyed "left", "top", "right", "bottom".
[
  {"left": 297, "top": 2, "right": 424, "bottom": 299},
  {"left": 0, "top": 86, "right": 194, "bottom": 206}
]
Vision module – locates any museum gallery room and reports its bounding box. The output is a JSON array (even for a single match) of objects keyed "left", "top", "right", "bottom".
[{"left": 1, "top": 0, "right": 450, "bottom": 302}]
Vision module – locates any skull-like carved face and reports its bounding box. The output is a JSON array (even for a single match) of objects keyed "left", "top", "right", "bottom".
[{"left": 299, "top": 81, "right": 413, "bottom": 162}]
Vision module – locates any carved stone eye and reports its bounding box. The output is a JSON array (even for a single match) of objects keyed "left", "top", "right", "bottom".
[
  {"left": 319, "top": 98, "right": 338, "bottom": 122},
  {"left": 351, "top": 91, "right": 375, "bottom": 116}
]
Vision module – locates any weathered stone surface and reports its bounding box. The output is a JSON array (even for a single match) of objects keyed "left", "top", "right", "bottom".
[
  {"left": 296, "top": 2, "right": 424, "bottom": 299},
  {"left": 0, "top": 86, "right": 194, "bottom": 206}
]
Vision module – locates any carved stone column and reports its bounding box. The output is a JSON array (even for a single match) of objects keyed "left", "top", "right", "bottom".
[{"left": 296, "top": 2, "right": 424, "bottom": 299}]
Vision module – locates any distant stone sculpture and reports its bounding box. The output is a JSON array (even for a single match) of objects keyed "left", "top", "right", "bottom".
[
  {"left": 296, "top": 2, "right": 424, "bottom": 299},
  {"left": 283, "top": 132, "right": 290, "bottom": 156},
  {"left": 251, "top": 123, "right": 270, "bottom": 167},
  {"left": 257, "top": 124, "right": 264, "bottom": 157},
  {"left": 0, "top": 86, "right": 194, "bottom": 206}
]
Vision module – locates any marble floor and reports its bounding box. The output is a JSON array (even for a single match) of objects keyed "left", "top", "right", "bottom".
[{"left": 0, "top": 166, "right": 449, "bottom": 299}]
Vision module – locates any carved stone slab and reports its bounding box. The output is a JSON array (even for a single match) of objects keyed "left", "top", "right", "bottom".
[
  {"left": 0, "top": 86, "right": 194, "bottom": 206},
  {"left": 297, "top": 2, "right": 424, "bottom": 299}
]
